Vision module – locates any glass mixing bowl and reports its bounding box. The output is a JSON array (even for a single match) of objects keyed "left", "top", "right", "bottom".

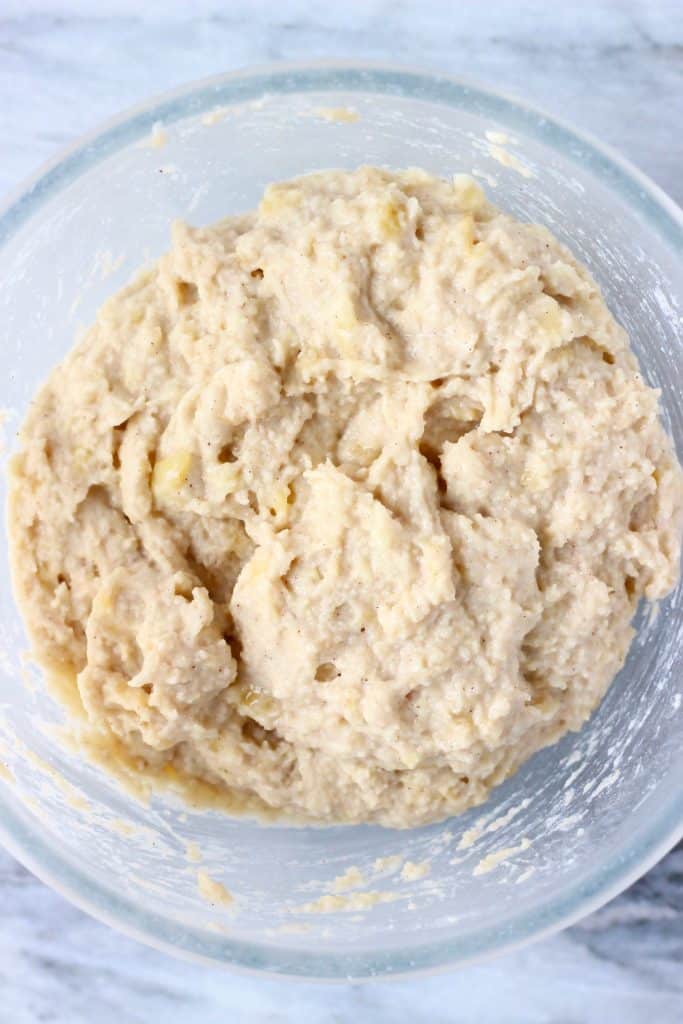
[{"left": 0, "top": 63, "right": 681, "bottom": 980}]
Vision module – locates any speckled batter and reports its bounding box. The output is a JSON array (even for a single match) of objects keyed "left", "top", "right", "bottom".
[{"left": 8, "top": 167, "right": 683, "bottom": 827}]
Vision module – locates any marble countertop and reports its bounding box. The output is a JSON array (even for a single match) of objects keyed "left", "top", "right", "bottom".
[{"left": 1, "top": 1, "right": 682, "bottom": 1020}]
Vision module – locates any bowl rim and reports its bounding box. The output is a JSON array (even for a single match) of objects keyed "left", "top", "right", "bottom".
[{"left": 1, "top": 58, "right": 682, "bottom": 981}]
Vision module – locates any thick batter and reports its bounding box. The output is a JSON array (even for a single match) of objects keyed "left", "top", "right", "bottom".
[{"left": 9, "top": 168, "right": 682, "bottom": 826}]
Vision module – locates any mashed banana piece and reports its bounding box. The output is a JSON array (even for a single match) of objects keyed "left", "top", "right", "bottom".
[{"left": 9, "top": 168, "right": 682, "bottom": 827}]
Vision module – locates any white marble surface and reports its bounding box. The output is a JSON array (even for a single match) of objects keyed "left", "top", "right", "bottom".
[{"left": 1, "top": 1, "right": 682, "bottom": 1020}]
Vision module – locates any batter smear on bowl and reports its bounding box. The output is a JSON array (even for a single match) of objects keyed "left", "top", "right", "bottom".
[{"left": 8, "top": 168, "right": 682, "bottom": 826}]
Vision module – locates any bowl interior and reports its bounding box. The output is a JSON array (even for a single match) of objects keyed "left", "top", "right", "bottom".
[{"left": 0, "top": 66, "right": 681, "bottom": 978}]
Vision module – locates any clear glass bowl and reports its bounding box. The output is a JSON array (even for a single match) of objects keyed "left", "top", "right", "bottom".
[{"left": 0, "top": 63, "right": 681, "bottom": 980}]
